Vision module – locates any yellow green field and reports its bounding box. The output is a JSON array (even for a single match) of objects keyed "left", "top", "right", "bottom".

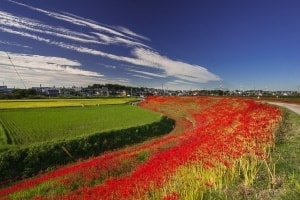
[{"left": 0, "top": 97, "right": 137, "bottom": 109}]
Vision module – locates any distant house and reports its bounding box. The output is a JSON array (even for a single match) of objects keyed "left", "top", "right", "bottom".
[
  {"left": 0, "top": 85, "right": 10, "bottom": 94},
  {"left": 0, "top": 85, "right": 7, "bottom": 92},
  {"left": 94, "top": 87, "right": 109, "bottom": 96},
  {"left": 59, "top": 88, "right": 72, "bottom": 97},
  {"left": 120, "top": 90, "right": 127, "bottom": 96},
  {"left": 32, "top": 87, "right": 59, "bottom": 96},
  {"left": 46, "top": 89, "right": 59, "bottom": 96},
  {"left": 101, "top": 87, "right": 109, "bottom": 96}
]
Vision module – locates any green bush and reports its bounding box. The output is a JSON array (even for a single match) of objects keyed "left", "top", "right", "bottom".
[{"left": 0, "top": 116, "right": 174, "bottom": 183}]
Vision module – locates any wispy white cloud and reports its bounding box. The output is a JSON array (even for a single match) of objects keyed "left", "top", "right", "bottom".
[
  {"left": 0, "top": 11, "right": 102, "bottom": 44},
  {"left": 0, "top": 26, "right": 51, "bottom": 43},
  {"left": 167, "top": 79, "right": 194, "bottom": 86},
  {"left": 2, "top": 0, "right": 221, "bottom": 89},
  {"left": 131, "top": 74, "right": 153, "bottom": 79},
  {"left": 128, "top": 68, "right": 166, "bottom": 78},
  {"left": 7, "top": 0, "right": 149, "bottom": 48},
  {"left": 99, "top": 63, "right": 117, "bottom": 69},
  {"left": 0, "top": 40, "right": 31, "bottom": 48},
  {"left": 1, "top": 51, "right": 103, "bottom": 77},
  {"left": 132, "top": 48, "right": 221, "bottom": 83},
  {"left": 0, "top": 51, "right": 103, "bottom": 88},
  {"left": 91, "top": 32, "right": 149, "bottom": 48},
  {"left": 0, "top": 8, "right": 150, "bottom": 67},
  {"left": 115, "top": 26, "right": 150, "bottom": 41},
  {"left": 105, "top": 77, "right": 130, "bottom": 85}
]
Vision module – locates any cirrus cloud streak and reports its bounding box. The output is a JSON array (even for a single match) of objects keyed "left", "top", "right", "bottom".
[{"left": 1, "top": 0, "right": 221, "bottom": 89}]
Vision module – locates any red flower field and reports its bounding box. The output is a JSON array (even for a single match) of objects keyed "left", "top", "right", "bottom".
[{"left": 0, "top": 96, "right": 282, "bottom": 199}]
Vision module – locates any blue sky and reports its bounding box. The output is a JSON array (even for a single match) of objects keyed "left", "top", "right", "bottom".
[{"left": 0, "top": 0, "right": 299, "bottom": 90}]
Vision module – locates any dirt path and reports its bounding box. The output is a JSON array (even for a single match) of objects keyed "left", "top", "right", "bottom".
[{"left": 267, "top": 102, "right": 300, "bottom": 115}]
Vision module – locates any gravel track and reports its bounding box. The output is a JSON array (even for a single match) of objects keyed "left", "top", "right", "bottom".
[{"left": 267, "top": 102, "right": 300, "bottom": 115}]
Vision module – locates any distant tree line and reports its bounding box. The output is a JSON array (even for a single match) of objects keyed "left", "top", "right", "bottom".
[
  {"left": 1, "top": 83, "right": 299, "bottom": 99},
  {"left": 0, "top": 88, "right": 38, "bottom": 99},
  {"left": 0, "top": 84, "right": 149, "bottom": 99},
  {"left": 88, "top": 84, "right": 150, "bottom": 96}
]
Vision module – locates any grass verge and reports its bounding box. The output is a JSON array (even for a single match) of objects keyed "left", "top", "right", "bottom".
[{"left": 268, "top": 108, "right": 300, "bottom": 199}]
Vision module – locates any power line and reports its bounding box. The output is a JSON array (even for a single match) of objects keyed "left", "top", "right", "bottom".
[{"left": 5, "top": 52, "right": 27, "bottom": 89}]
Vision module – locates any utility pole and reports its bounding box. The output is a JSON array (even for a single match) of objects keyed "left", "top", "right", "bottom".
[{"left": 6, "top": 52, "right": 26, "bottom": 89}]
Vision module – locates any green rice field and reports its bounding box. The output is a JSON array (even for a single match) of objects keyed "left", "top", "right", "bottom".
[{"left": 0, "top": 98, "right": 161, "bottom": 148}]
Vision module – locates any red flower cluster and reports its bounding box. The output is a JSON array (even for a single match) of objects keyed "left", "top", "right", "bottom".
[
  {"left": 1, "top": 97, "right": 281, "bottom": 200},
  {"left": 62, "top": 97, "right": 281, "bottom": 199}
]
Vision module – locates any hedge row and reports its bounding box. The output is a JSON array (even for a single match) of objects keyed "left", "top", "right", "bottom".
[{"left": 0, "top": 116, "right": 174, "bottom": 183}]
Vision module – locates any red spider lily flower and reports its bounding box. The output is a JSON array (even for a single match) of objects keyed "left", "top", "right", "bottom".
[{"left": 163, "top": 192, "right": 180, "bottom": 200}]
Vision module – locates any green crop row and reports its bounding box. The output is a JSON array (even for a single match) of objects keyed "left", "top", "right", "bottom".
[
  {"left": 0, "top": 105, "right": 160, "bottom": 146},
  {"left": 0, "top": 116, "right": 174, "bottom": 184}
]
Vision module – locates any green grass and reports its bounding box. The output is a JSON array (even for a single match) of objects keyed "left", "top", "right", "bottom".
[
  {"left": 0, "top": 105, "right": 161, "bottom": 147},
  {"left": 269, "top": 109, "right": 300, "bottom": 199},
  {"left": 0, "top": 97, "right": 137, "bottom": 109}
]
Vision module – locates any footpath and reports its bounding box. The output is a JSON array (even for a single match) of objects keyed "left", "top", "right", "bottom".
[{"left": 267, "top": 102, "right": 300, "bottom": 115}]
